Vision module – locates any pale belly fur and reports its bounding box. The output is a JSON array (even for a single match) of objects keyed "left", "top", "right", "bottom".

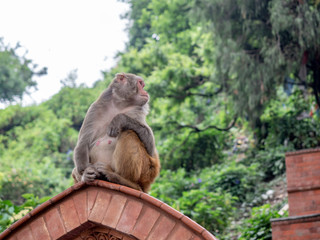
[{"left": 89, "top": 135, "right": 117, "bottom": 169}]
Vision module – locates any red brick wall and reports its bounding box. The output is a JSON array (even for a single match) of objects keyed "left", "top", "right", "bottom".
[
  {"left": 272, "top": 215, "right": 320, "bottom": 240},
  {"left": 288, "top": 189, "right": 320, "bottom": 216},
  {"left": 286, "top": 149, "right": 320, "bottom": 192},
  {"left": 285, "top": 149, "right": 320, "bottom": 216}
]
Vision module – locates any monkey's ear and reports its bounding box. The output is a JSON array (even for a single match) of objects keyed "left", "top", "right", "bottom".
[{"left": 115, "top": 73, "right": 127, "bottom": 83}]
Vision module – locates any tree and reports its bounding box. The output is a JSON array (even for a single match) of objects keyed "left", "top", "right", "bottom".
[
  {"left": 116, "top": 0, "right": 236, "bottom": 170},
  {"left": 193, "top": 0, "right": 320, "bottom": 127},
  {"left": 121, "top": 0, "right": 153, "bottom": 50},
  {"left": 0, "top": 38, "right": 47, "bottom": 103}
]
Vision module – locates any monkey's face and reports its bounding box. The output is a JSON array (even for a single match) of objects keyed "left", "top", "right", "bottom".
[{"left": 113, "top": 73, "right": 149, "bottom": 106}]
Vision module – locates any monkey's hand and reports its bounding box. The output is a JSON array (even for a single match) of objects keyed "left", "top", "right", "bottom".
[
  {"left": 108, "top": 114, "right": 155, "bottom": 156},
  {"left": 107, "top": 114, "right": 124, "bottom": 137},
  {"left": 81, "top": 166, "right": 100, "bottom": 182},
  {"left": 135, "top": 127, "right": 155, "bottom": 157},
  {"left": 93, "top": 162, "right": 109, "bottom": 175}
]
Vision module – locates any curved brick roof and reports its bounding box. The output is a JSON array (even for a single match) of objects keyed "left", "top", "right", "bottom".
[{"left": 0, "top": 180, "right": 218, "bottom": 240}]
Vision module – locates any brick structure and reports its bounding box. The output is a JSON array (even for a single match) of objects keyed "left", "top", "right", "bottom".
[
  {"left": 271, "top": 148, "right": 320, "bottom": 239},
  {"left": 0, "top": 180, "right": 217, "bottom": 240}
]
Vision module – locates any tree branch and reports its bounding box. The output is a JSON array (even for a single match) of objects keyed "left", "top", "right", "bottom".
[
  {"left": 170, "top": 115, "right": 238, "bottom": 132},
  {"left": 166, "top": 86, "right": 223, "bottom": 99},
  {"left": 164, "top": 131, "right": 193, "bottom": 162}
]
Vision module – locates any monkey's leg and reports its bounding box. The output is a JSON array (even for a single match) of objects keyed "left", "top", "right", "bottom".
[
  {"left": 72, "top": 168, "right": 81, "bottom": 184},
  {"left": 113, "top": 130, "right": 144, "bottom": 180},
  {"left": 139, "top": 154, "right": 161, "bottom": 192},
  {"left": 91, "top": 161, "right": 142, "bottom": 191},
  {"left": 102, "top": 168, "right": 143, "bottom": 191},
  {"left": 113, "top": 130, "right": 159, "bottom": 192}
]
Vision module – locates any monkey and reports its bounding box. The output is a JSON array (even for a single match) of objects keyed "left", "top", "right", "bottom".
[{"left": 72, "top": 73, "right": 160, "bottom": 192}]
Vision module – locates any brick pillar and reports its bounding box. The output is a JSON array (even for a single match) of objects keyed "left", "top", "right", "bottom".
[{"left": 271, "top": 148, "right": 320, "bottom": 239}]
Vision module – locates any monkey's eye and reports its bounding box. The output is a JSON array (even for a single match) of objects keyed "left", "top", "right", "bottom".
[{"left": 138, "top": 80, "right": 145, "bottom": 88}]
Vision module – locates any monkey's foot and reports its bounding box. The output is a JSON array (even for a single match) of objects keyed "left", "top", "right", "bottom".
[{"left": 82, "top": 166, "right": 100, "bottom": 182}]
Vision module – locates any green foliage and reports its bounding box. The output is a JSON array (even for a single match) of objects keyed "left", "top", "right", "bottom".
[
  {"left": 261, "top": 90, "right": 320, "bottom": 149},
  {"left": 244, "top": 146, "right": 289, "bottom": 181},
  {"left": 150, "top": 169, "right": 236, "bottom": 235},
  {"left": 121, "top": 0, "right": 153, "bottom": 50},
  {"left": 206, "top": 163, "right": 263, "bottom": 202},
  {"left": 239, "top": 204, "right": 283, "bottom": 240},
  {"left": 193, "top": 0, "right": 320, "bottom": 127},
  {"left": 0, "top": 39, "right": 46, "bottom": 103},
  {"left": 162, "top": 130, "right": 225, "bottom": 171},
  {"left": 0, "top": 0, "right": 319, "bottom": 238},
  {"left": 0, "top": 194, "right": 50, "bottom": 232},
  {"left": 0, "top": 105, "right": 76, "bottom": 203},
  {"left": 150, "top": 169, "right": 191, "bottom": 205},
  {"left": 44, "top": 86, "right": 98, "bottom": 130},
  {"left": 179, "top": 189, "right": 234, "bottom": 236}
]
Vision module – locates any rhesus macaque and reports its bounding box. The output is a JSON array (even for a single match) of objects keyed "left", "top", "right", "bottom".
[{"left": 72, "top": 73, "right": 160, "bottom": 192}]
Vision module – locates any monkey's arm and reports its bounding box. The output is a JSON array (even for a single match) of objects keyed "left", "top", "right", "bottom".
[
  {"left": 73, "top": 115, "right": 96, "bottom": 175},
  {"left": 74, "top": 141, "right": 90, "bottom": 174},
  {"left": 107, "top": 113, "right": 156, "bottom": 156},
  {"left": 74, "top": 137, "right": 103, "bottom": 182}
]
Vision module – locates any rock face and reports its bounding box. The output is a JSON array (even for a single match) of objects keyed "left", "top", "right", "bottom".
[
  {"left": 271, "top": 148, "right": 320, "bottom": 240},
  {"left": 0, "top": 180, "right": 217, "bottom": 240}
]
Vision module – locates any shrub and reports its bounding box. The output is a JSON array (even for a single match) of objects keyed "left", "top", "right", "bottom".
[
  {"left": 0, "top": 194, "right": 50, "bottom": 232},
  {"left": 239, "top": 204, "right": 282, "bottom": 240}
]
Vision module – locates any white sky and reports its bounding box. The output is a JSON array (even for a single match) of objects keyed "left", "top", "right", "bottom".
[{"left": 0, "top": 0, "right": 129, "bottom": 106}]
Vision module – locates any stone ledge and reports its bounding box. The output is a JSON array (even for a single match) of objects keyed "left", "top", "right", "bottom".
[
  {"left": 271, "top": 213, "right": 320, "bottom": 225},
  {"left": 285, "top": 148, "right": 320, "bottom": 156},
  {"left": 287, "top": 185, "right": 320, "bottom": 193}
]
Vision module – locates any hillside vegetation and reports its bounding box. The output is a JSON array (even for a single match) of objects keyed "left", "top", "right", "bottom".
[{"left": 1, "top": 1, "right": 320, "bottom": 239}]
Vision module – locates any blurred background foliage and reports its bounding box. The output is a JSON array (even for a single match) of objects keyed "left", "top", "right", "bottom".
[{"left": 0, "top": 0, "right": 319, "bottom": 239}]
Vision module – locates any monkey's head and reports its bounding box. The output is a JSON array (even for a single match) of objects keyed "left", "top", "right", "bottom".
[{"left": 111, "top": 73, "right": 149, "bottom": 107}]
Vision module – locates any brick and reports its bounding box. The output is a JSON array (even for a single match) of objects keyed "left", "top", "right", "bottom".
[
  {"left": 160, "top": 203, "right": 183, "bottom": 220},
  {"left": 9, "top": 214, "right": 31, "bottom": 232},
  {"left": 147, "top": 216, "right": 176, "bottom": 240},
  {"left": 16, "top": 226, "right": 34, "bottom": 240},
  {"left": 167, "top": 224, "right": 193, "bottom": 240},
  {"left": 109, "top": 229, "right": 124, "bottom": 239},
  {"left": 288, "top": 189, "right": 320, "bottom": 216},
  {"left": 60, "top": 198, "right": 81, "bottom": 232},
  {"left": 6, "top": 235, "right": 17, "bottom": 240},
  {"left": 123, "top": 236, "right": 134, "bottom": 240},
  {"left": 102, "top": 193, "right": 127, "bottom": 228},
  {"left": 116, "top": 200, "right": 143, "bottom": 233},
  {"left": 120, "top": 185, "right": 142, "bottom": 198},
  {"left": 286, "top": 150, "right": 320, "bottom": 192},
  {"left": 29, "top": 200, "right": 52, "bottom": 217},
  {"left": 30, "top": 217, "right": 50, "bottom": 240},
  {"left": 202, "top": 230, "right": 219, "bottom": 240},
  {"left": 88, "top": 190, "right": 111, "bottom": 223},
  {"left": 190, "top": 235, "right": 202, "bottom": 240},
  {"left": 44, "top": 207, "right": 66, "bottom": 239},
  {"left": 181, "top": 216, "right": 205, "bottom": 234},
  {"left": 132, "top": 206, "right": 161, "bottom": 239},
  {"left": 73, "top": 181, "right": 86, "bottom": 190},
  {"left": 140, "top": 193, "right": 162, "bottom": 207},
  {"left": 272, "top": 218, "right": 320, "bottom": 240},
  {"left": 309, "top": 226, "right": 320, "bottom": 233},
  {"left": 50, "top": 187, "right": 73, "bottom": 204},
  {"left": 96, "top": 180, "right": 121, "bottom": 191},
  {"left": 87, "top": 187, "right": 98, "bottom": 215},
  {"left": 73, "top": 190, "right": 88, "bottom": 224}
]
